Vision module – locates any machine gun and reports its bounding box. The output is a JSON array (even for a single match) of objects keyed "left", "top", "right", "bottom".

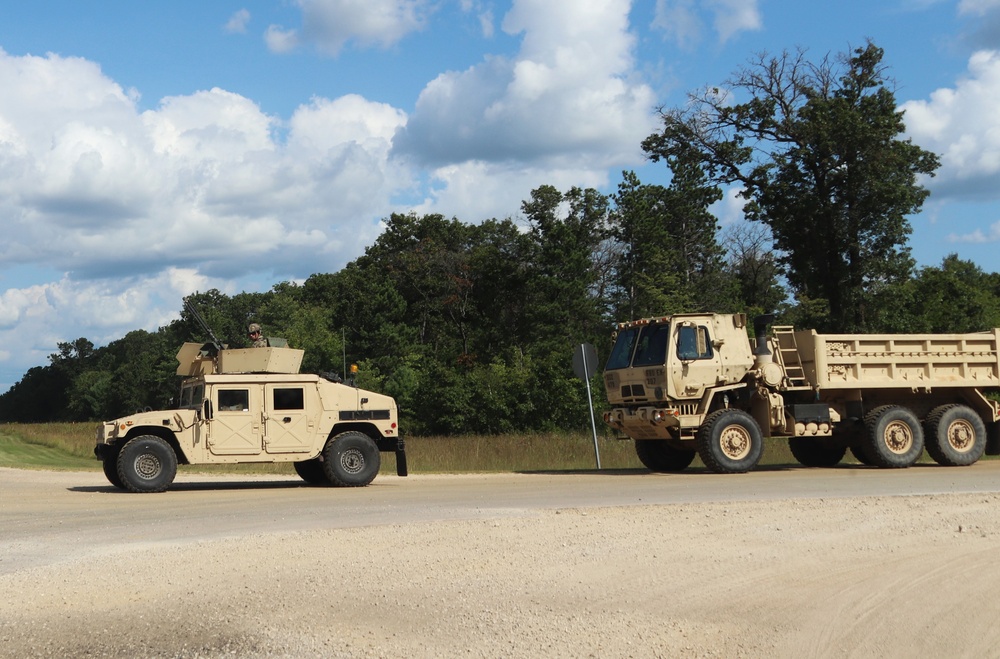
[{"left": 183, "top": 299, "right": 225, "bottom": 357}]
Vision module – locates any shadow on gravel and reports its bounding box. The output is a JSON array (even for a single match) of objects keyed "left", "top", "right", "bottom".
[{"left": 68, "top": 479, "right": 316, "bottom": 493}]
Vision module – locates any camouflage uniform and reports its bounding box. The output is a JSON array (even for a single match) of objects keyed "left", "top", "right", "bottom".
[{"left": 249, "top": 323, "right": 268, "bottom": 348}]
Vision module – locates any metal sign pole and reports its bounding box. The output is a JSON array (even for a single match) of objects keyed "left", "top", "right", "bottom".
[{"left": 581, "top": 345, "right": 601, "bottom": 470}]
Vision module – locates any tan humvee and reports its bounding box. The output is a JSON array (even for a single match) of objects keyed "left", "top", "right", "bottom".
[
  {"left": 603, "top": 312, "right": 1000, "bottom": 474},
  {"left": 95, "top": 341, "right": 406, "bottom": 493}
]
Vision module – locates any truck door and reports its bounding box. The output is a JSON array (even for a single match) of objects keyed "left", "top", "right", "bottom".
[
  {"left": 669, "top": 321, "right": 724, "bottom": 401},
  {"left": 207, "top": 386, "right": 263, "bottom": 455},
  {"left": 264, "top": 384, "right": 315, "bottom": 453}
]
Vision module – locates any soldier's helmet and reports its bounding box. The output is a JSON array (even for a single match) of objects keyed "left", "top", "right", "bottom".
[{"left": 248, "top": 323, "right": 261, "bottom": 334}]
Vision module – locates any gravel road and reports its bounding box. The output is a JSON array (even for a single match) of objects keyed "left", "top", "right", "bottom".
[{"left": 4, "top": 464, "right": 1000, "bottom": 657}]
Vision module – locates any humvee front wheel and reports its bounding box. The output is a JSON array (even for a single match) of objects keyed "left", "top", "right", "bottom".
[
  {"left": 101, "top": 443, "right": 126, "bottom": 489},
  {"left": 322, "top": 431, "right": 380, "bottom": 487},
  {"left": 117, "top": 435, "right": 177, "bottom": 493}
]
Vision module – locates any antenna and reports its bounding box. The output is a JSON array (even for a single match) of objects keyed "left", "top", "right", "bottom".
[{"left": 184, "top": 299, "right": 225, "bottom": 356}]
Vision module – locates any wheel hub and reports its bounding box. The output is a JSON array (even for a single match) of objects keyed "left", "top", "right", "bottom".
[
  {"left": 134, "top": 453, "right": 162, "bottom": 480},
  {"left": 947, "top": 420, "right": 974, "bottom": 452},
  {"left": 720, "top": 425, "right": 751, "bottom": 460},
  {"left": 340, "top": 448, "right": 365, "bottom": 474},
  {"left": 883, "top": 421, "right": 913, "bottom": 454}
]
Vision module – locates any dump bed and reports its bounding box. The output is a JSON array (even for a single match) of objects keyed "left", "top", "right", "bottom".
[{"left": 781, "top": 328, "right": 1000, "bottom": 390}]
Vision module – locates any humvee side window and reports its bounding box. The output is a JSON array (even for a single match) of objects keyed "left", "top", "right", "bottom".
[
  {"left": 218, "top": 389, "right": 249, "bottom": 412},
  {"left": 273, "top": 387, "right": 304, "bottom": 410},
  {"left": 632, "top": 324, "right": 672, "bottom": 367},
  {"left": 676, "top": 325, "right": 713, "bottom": 361}
]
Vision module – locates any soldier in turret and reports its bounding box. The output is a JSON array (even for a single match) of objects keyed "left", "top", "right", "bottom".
[{"left": 248, "top": 323, "right": 268, "bottom": 348}]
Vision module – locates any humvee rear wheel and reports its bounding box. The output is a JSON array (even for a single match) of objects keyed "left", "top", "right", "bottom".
[
  {"left": 863, "top": 405, "right": 923, "bottom": 468},
  {"left": 788, "top": 437, "right": 847, "bottom": 467},
  {"left": 322, "top": 431, "right": 380, "bottom": 487},
  {"left": 634, "top": 440, "right": 696, "bottom": 472},
  {"left": 101, "top": 443, "right": 126, "bottom": 489},
  {"left": 117, "top": 435, "right": 177, "bottom": 493},
  {"left": 925, "top": 405, "right": 986, "bottom": 466},
  {"left": 696, "top": 409, "right": 764, "bottom": 474},
  {"left": 294, "top": 458, "right": 328, "bottom": 485}
]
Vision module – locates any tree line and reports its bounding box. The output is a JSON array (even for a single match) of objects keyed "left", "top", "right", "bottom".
[{"left": 4, "top": 42, "right": 1000, "bottom": 433}]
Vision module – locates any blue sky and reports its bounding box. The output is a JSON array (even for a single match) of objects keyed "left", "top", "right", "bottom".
[{"left": 0, "top": 0, "right": 999, "bottom": 391}]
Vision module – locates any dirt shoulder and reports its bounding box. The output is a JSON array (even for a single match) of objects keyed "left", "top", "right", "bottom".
[{"left": 2, "top": 469, "right": 1000, "bottom": 657}]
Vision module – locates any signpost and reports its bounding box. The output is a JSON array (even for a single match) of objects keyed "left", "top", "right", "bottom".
[{"left": 572, "top": 342, "right": 601, "bottom": 470}]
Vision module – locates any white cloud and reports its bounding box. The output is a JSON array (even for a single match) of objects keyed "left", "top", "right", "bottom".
[
  {"left": 267, "top": 0, "right": 433, "bottom": 55},
  {"left": 0, "top": 48, "right": 418, "bottom": 386},
  {"left": 393, "top": 0, "right": 656, "bottom": 172},
  {"left": 652, "top": 0, "right": 762, "bottom": 48},
  {"left": 947, "top": 221, "right": 1000, "bottom": 243},
  {"left": 902, "top": 49, "right": 1000, "bottom": 199},
  {"left": 408, "top": 160, "right": 611, "bottom": 223},
  {"left": 959, "top": 0, "right": 1000, "bottom": 16},
  {"left": 225, "top": 9, "right": 251, "bottom": 34}
]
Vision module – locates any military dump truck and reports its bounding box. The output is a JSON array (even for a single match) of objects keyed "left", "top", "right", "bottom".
[
  {"left": 603, "top": 312, "right": 1000, "bottom": 474},
  {"left": 95, "top": 336, "right": 407, "bottom": 493}
]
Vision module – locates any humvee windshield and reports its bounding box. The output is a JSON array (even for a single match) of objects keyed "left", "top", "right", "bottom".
[
  {"left": 179, "top": 382, "right": 204, "bottom": 409},
  {"left": 606, "top": 323, "right": 671, "bottom": 370}
]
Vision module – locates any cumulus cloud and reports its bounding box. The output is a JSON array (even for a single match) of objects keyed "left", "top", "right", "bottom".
[
  {"left": 652, "top": 0, "right": 762, "bottom": 48},
  {"left": 224, "top": 9, "right": 251, "bottom": 34},
  {"left": 392, "top": 0, "right": 657, "bottom": 173},
  {"left": 0, "top": 48, "right": 415, "bottom": 386},
  {"left": 266, "top": 0, "right": 433, "bottom": 55},
  {"left": 902, "top": 50, "right": 1000, "bottom": 200}
]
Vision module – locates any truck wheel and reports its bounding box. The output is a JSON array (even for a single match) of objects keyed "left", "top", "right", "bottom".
[
  {"left": 924, "top": 405, "right": 986, "bottom": 466},
  {"left": 101, "top": 444, "right": 126, "bottom": 489},
  {"left": 788, "top": 437, "right": 846, "bottom": 467},
  {"left": 863, "top": 406, "right": 924, "bottom": 468},
  {"left": 294, "top": 458, "right": 329, "bottom": 485},
  {"left": 117, "top": 435, "right": 177, "bottom": 493},
  {"left": 634, "top": 440, "right": 696, "bottom": 472},
  {"left": 322, "top": 431, "right": 381, "bottom": 487},
  {"left": 849, "top": 445, "right": 874, "bottom": 466},
  {"left": 696, "top": 409, "right": 764, "bottom": 474}
]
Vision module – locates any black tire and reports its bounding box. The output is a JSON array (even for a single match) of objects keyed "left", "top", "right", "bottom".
[
  {"left": 101, "top": 443, "right": 126, "bottom": 489},
  {"left": 696, "top": 409, "right": 764, "bottom": 474},
  {"left": 117, "top": 435, "right": 177, "bottom": 493},
  {"left": 924, "top": 404, "right": 986, "bottom": 466},
  {"left": 849, "top": 445, "right": 874, "bottom": 466},
  {"left": 788, "top": 437, "right": 847, "bottom": 467},
  {"left": 294, "top": 458, "right": 329, "bottom": 485},
  {"left": 863, "top": 405, "right": 924, "bottom": 468},
  {"left": 322, "top": 431, "right": 381, "bottom": 487},
  {"left": 634, "top": 440, "right": 696, "bottom": 473}
]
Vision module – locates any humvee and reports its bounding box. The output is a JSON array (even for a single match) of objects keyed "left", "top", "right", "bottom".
[{"left": 95, "top": 338, "right": 406, "bottom": 493}]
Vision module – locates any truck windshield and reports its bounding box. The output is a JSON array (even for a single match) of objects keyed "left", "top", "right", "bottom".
[
  {"left": 606, "top": 323, "right": 671, "bottom": 370},
  {"left": 632, "top": 323, "right": 671, "bottom": 367},
  {"left": 606, "top": 327, "right": 640, "bottom": 370}
]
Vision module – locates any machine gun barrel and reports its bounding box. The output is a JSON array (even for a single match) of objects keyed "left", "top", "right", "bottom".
[{"left": 184, "top": 299, "right": 225, "bottom": 355}]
